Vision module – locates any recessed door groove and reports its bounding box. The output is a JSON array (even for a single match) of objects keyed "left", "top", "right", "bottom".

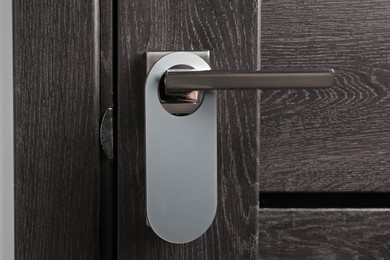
[{"left": 260, "top": 192, "right": 390, "bottom": 208}]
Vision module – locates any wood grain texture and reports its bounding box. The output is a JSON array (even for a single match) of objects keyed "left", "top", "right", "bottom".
[
  {"left": 13, "top": 0, "right": 101, "bottom": 259},
  {"left": 260, "top": 0, "right": 390, "bottom": 191},
  {"left": 117, "top": 0, "right": 260, "bottom": 259},
  {"left": 259, "top": 209, "right": 390, "bottom": 259},
  {"left": 99, "top": 0, "right": 115, "bottom": 258}
]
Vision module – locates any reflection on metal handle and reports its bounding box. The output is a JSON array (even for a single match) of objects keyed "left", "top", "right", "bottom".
[{"left": 164, "top": 69, "right": 335, "bottom": 95}]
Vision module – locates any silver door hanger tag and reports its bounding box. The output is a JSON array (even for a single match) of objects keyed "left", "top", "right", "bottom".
[{"left": 145, "top": 52, "right": 217, "bottom": 243}]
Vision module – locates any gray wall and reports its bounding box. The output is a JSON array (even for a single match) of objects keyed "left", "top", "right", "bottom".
[{"left": 0, "top": 0, "right": 14, "bottom": 258}]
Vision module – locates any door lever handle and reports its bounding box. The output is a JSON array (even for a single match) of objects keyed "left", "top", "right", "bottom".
[
  {"left": 164, "top": 69, "right": 335, "bottom": 94},
  {"left": 145, "top": 51, "right": 335, "bottom": 244}
]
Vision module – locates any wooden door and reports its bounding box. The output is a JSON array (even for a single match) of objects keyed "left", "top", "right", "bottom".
[
  {"left": 117, "top": 0, "right": 390, "bottom": 259},
  {"left": 13, "top": 1, "right": 103, "bottom": 259},
  {"left": 13, "top": 0, "right": 390, "bottom": 259},
  {"left": 259, "top": 0, "right": 390, "bottom": 258}
]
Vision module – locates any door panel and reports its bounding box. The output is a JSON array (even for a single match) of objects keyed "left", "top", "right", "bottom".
[
  {"left": 259, "top": 210, "right": 390, "bottom": 259},
  {"left": 117, "top": 0, "right": 260, "bottom": 259},
  {"left": 13, "top": 0, "right": 101, "bottom": 258},
  {"left": 260, "top": 0, "right": 390, "bottom": 192},
  {"left": 258, "top": 0, "right": 390, "bottom": 258}
]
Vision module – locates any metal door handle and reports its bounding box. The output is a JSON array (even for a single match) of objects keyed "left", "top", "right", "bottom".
[
  {"left": 145, "top": 51, "right": 335, "bottom": 244},
  {"left": 164, "top": 69, "right": 335, "bottom": 94}
]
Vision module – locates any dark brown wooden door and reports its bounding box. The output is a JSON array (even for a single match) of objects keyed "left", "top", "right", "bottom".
[
  {"left": 259, "top": 0, "right": 390, "bottom": 258},
  {"left": 13, "top": 1, "right": 103, "bottom": 259},
  {"left": 117, "top": 0, "right": 390, "bottom": 259},
  {"left": 13, "top": 0, "right": 390, "bottom": 259}
]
